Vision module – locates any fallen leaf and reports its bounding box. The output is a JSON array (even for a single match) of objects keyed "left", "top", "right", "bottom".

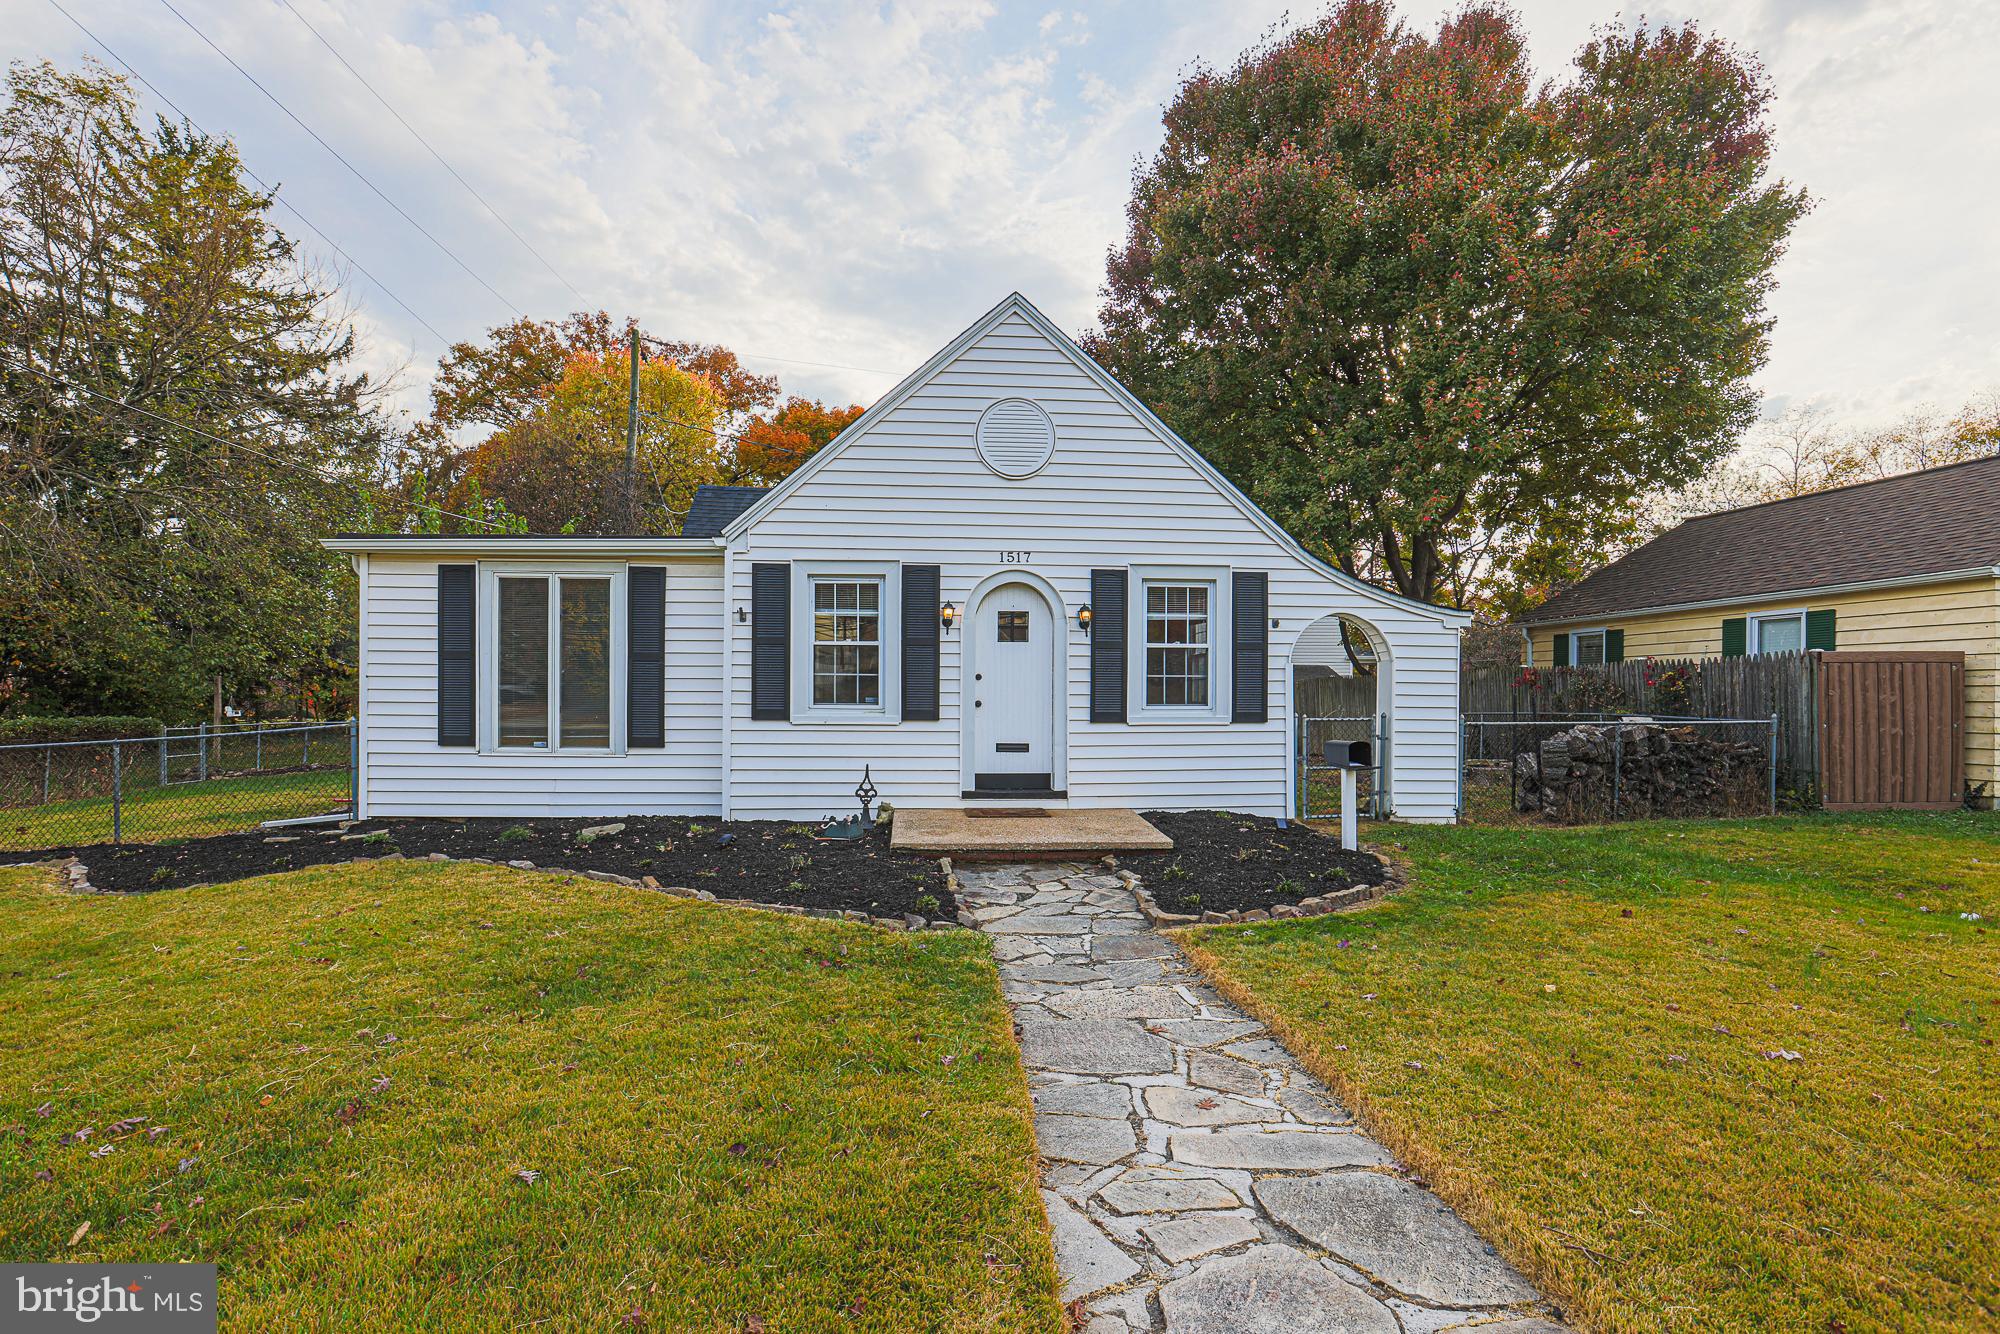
[
  {"left": 68, "top": 1221, "right": 90, "bottom": 1247},
  {"left": 513, "top": 1168, "right": 541, "bottom": 1185}
]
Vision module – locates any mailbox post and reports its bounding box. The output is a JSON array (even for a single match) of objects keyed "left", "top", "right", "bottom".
[{"left": 1323, "top": 738, "right": 1373, "bottom": 851}]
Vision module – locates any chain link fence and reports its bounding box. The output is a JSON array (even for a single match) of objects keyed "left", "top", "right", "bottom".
[
  {"left": 0, "top": 720, "right": 354, "bottom": 852},
  {"left": 1462, "top": 715, "right": 1778, "bottom": 825},
  {"left": 1297, "top": 713, "right": 1386, "bottom": 820}
]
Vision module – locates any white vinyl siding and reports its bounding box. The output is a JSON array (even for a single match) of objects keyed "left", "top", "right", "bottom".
[
  {"left": 723, "top": 304, "right": 1465, "bottom": 821},
  {"left": 356, "top": 556, "right": 724, "bottom": 818}
]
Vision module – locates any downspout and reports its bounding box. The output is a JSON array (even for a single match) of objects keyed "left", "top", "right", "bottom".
[
  {"left": 351, "top": 553, "right": 369, "bottom": 821},
  {"left": 717, "top": 535, "right": 734, "bottom": 821}
]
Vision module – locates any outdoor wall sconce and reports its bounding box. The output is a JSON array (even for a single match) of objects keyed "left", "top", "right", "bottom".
[
  {"left": 940, "top": 601, "right": 957, "bottom": 633},
  {"left": 1077, "top": 604, "right": 1093, "bottom": 634},
  {"left": 735, "top": 606, "right": 748, "bottom": 624}
]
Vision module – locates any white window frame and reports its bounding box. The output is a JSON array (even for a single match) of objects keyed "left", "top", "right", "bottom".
[
  {"left": 1749, "top": 607, "right": 1808, "bottom": 657},
  {"left": 477, "top": 561, "right": 627, "bottom": 755},
  {"left": 1570, "top": 627, "right": 1608, "bottom": 667},
  {"left": 1127, "top": 564, "right": 1231, "bottom": 724},
  {"left": 790, "top": 560, "right": 902, "bottom": 723}
]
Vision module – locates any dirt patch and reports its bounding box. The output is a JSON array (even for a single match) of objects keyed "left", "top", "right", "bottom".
[
  {"left": 52, "top": 816, "right": 952, "bottom": 917},
  {"left": 1125, "top": 811, "right": 1388, "bottom": 915}
]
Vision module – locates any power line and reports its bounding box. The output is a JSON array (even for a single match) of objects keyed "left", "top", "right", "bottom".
[
  {"left": 46, "top": 0, "right": 450, "bottom": 349},
  {"left": 636, "top": 332, "right": 896, "bottom": 380},
  {"left": 2, "top": 355, "right": 508, "bottom": 530},
  {"left": 157, "top": 0, "right": 523, "bottom": 318},
  {"left": 274, "top": 0, "right": 587, "bottom": 307}
]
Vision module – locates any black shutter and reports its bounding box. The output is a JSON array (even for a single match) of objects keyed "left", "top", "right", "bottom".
[
  {"left": 1604, "top": 628, "right": 1625, "bottom": 664},
  {"left": 437, "top": 564, "right": 476, "bottom": 747},
  {"left": 627, "top": 566, "right": 666, "bottom": 748},
  {"left": 1231, "top": 571, "right": 1269, "bottom": 723},
  {"left": 750, "top": 562, "right": 790, "bottom": 720},
  {"left": 1090, "top": 568, "right": 1127, "bottom": 723},
  {"left": 1721, "top": 617, "right": 1747, "bottom": 659},
  {"left": 1551, "top": 632, "right": 1571, "bottom": 667},
  {"left": 1805, "top": 609, "right": 1836, "bottom": 652},
  {"left": 901, "top": 564, "right": 940, "bottom": 722}
]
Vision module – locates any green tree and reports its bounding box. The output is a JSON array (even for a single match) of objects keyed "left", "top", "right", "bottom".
[
  {"left": 1090, "top": 2, "right": 1808, "bottom": 606},
  {"left": 0, "top": 61, "right": 387, "bottom": 718}
]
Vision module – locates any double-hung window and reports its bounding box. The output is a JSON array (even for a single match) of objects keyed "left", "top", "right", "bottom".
[
  {"left": 1144, "top": 582, "right": 1212, "bottom": 707},
  {"left": 1571, "top": 628, "right": 1607, "bottom": 667},
  {"left": 811, "top": 578, "right": 882, "bottom": 707},
  {"left": 1750, "top": 609, "right": 1805, "bottom": 656},
  {"left": 485, "top": 566, "right": 623, "bottom": 751}
]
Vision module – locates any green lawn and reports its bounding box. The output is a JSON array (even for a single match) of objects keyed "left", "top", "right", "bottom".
[
  {"left": 0, "top": 861, "right": 1061, "bottom": 1331},
  {"left": 0, "top": 768, "right": 349, "bottom": 850},
  {"left": 1180, "top": 812, "right": 1998, "bottom": 1333}
]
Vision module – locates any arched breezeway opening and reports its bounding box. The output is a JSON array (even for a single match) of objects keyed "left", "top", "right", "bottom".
[{"left": 1291, "top": 613, "right": 1391, "bottom": 820}]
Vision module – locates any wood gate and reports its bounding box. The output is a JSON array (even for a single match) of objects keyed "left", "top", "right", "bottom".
[{"left": 1816, "top": 651, "right": 1964, "bottom": 810}]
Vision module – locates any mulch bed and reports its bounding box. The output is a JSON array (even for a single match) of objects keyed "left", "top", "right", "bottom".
[
  {"left": 1124, "top": 811, "right": 1389, "bottom": 916},
  {"left": 45, "top": 816, "right": 953, "bottom": 918}
]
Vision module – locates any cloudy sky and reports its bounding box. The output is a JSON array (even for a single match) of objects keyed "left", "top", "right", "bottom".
[{"left": 12, "top": 0, "right": 1999, "bottom": 431}]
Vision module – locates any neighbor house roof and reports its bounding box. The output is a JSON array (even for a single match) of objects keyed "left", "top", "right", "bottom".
[
  {"left": 680, "top": 484, "right": 770, "bottom": 538},
  {"left": 1525, "top": 454, "right": 2000, "bottom": 624}
]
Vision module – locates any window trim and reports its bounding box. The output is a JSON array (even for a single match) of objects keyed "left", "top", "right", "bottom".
[
  {"left": 1748, "top": 606, "right": 1808, "bottom": 657},
  {"left": 1570, "top": 626, "right": 1609, "bottom": 667},
  {"left": 476, "top": 561, "right": 628, "bottom": 756},
  {"left": 1126, "top": 565, "right": 1231, "bottom": 724},
  {"left": 789, "top": 560, "right": 903, "bottom": 723}
]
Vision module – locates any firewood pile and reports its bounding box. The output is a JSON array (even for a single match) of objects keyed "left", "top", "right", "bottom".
[{"left": 1514, "top": 721, "right": 1767, "bottom": 821}]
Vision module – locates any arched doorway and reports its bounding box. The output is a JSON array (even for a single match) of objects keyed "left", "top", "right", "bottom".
[
  {"left": 1291, "top": 613, "right": 1390, "bottom": 819},
  {"left": 961, "top": 572, "right": 1067, "bottom": 795}
]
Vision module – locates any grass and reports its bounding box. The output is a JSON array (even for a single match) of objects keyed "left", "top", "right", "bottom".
[
  {"left": 0, "top": 861, "right": 1061, "bottom": 1331},
  {"left": 0, "top": 769, "right": 349, "bottom": 851},
  {"left": 1179, "top": 812, "right": 1999, "bottom": 1333}
]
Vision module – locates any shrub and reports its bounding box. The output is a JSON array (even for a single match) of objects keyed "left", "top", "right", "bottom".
[{"left": 0, "top": 716, "right": 164, "bottom": 745}]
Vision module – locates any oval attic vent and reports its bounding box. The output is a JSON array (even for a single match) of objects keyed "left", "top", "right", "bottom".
[{"left": 976, "top": 398, "right": 1056, "bottom": 478}]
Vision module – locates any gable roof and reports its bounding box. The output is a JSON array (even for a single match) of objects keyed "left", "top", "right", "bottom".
[
  {"left": 681, "top": 484, "right": 769, "bottom": 538},
  {"left": 1526, "top": 454, "right": 2000, "bottom": 624},
  {"left": 718, "top": 292, "right": 1470, "bottom": 626}
]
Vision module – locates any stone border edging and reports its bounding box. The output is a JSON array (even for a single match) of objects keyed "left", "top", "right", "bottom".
[
  {"left": 22, "top": 849, "right": 969, "bottom": 935},
  {"left": 1128, "top": 847, "right": 1406, "bottom": 927}
]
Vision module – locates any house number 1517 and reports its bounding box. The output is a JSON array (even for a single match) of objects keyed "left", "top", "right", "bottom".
[{"left": 999, "top": 550, "right": 1032, "bottom": 563}]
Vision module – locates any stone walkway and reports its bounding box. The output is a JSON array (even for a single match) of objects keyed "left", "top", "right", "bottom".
[{"left": 957, "top": 862, "right": 1566, "bottom": 1334}]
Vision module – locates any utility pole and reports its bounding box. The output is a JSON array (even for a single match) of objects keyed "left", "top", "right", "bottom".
[{"left": 625, "top": 323, "right": 641, "bottom": 531}]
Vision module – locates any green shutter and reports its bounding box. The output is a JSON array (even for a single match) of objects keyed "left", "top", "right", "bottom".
[
  {"left": 1721, "top": 617, "right": 1747, "bottom": 658},
  {"left": 1551, "top": 632, "right": 1571, "bottom": 667},
  {"left": 1805, "top": 608, "right": 1836, "bottom": 652},
  {"left": 1604, "top": 629, "right": 1625, "bottom": 664}
]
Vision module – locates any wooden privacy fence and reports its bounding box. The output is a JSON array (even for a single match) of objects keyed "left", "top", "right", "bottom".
[
  {"left": 1817, "top": 652, "right": 1964, "bottom": 810},
  {"left": 1464, "top": 652, "right": 1820, "bottom": 799},
  {"left": 1467, "top": 649, "right": 1971, "bottom": 809}
]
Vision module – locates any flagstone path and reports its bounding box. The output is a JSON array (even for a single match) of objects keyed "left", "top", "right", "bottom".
[{"left": 958, "top": 861, "right": 1568, "bottom": 1334}]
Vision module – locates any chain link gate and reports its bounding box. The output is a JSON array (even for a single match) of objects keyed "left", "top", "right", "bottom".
[{"left": 1297, "top": 713, "right": 1386, "bottom": 820}]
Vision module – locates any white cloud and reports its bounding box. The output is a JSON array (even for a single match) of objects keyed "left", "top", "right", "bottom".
[{"left": 16, "top": 0, "right": 1994, "bottom": 432}]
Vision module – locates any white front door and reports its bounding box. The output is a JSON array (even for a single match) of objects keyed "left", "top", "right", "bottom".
[{"left": 972, "top": 583, "right": 1053, "bottom": 791}]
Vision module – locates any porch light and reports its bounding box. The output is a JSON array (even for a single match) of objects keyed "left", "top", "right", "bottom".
[
  {"left": 735, "top": 606, "right": 748, "bottom": 624},
  {"left": 940, "top": 601, "right": 957, "bottom": 633},
  {"left": 1077, "top": 604, "right": 1092, "bottom": 634}
]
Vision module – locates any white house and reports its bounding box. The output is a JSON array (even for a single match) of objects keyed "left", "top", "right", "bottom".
[{"left": 325, "top": 294, "right": 1469, "bottom": 824}]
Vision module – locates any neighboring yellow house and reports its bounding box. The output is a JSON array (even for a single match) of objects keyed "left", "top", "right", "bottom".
[{"left": 1520, "top": 457, "right": 2000, "bottom": 802}]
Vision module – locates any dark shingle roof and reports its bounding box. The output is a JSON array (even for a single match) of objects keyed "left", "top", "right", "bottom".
[
  {"left": 680, "top": 484, "right": 769, "bottom": 538},
  {"left": 1525, "top": 455, "right": 2000, "bottom": 624}
]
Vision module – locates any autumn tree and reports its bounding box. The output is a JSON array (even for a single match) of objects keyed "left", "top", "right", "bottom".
[
  {"left": 446, "top": 350, "right": 726, "bottom": 533},
  {"left": 735, "top": 396, "right": 866, "bottom": 482},
  {"left": 0, "top": 61, "right": 387, "bottom": 717},
  {"left": 1090, "top": 2, "right": 1808, "bottom": 606}
]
